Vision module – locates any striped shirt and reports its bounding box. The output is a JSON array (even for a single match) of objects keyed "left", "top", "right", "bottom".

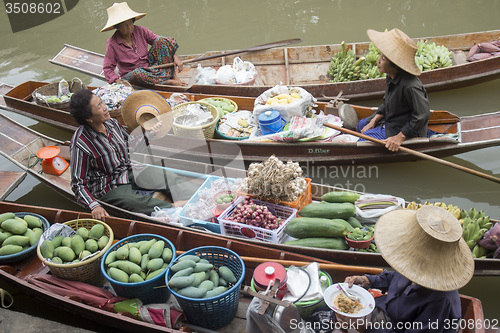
[
  {"left": 70, "top": 118, "right": 132, "bottom": 210},
  {"left": 103, "top": 25, "right": 158, "bottom": 83}
]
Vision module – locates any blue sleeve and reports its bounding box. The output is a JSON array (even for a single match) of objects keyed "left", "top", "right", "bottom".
[{"left": 366, "top": 270, "right": 395, "bottom": 292}]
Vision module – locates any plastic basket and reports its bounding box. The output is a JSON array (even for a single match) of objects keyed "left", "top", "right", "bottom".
[
  {"left": 36, "top": 219, "right": 113, "bottom": 286},
  {"left": 165, "top": 246, "right": 245, "bottom": 330},
  {"left": 218, "top": 196, "right": 297, "bottom": 243},
  {"left": 101, "top": 234, "right": 176, "bottom": 304},
  {"left": 238, "top": 178, "right": 312, "bottom": 212},
  {"left": 178, "top": 176, "right": 239, "bottom": 233},
  {"left": 0, "top": 212, "right": 50, "bottom": 264},
  {"left": 172, "top": 102, "right": 219, "bottom": 139}
]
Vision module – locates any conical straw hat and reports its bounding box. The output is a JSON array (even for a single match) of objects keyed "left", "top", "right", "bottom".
[
  {"left": 101, "top": 2, "right": 146, "bottom": 32},
  {"left": 367, "top": 28, "right": 421, "bottom": 76},
  {"left": 374, "top": 205, "right": 474, "bottom": 291},
  {"left": 121, "top": 90, "right": 172, "bottom": 138}
]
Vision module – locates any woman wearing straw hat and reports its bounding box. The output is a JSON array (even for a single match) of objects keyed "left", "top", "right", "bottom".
[
  {"left": 356, "top": 28, "right": 431, "bottom": 152},
  {"left": 69, "top": 89, "right": 196, "bottom": 220},
  {"left": 335, "top": 205, "right": 474, "bottom": 332},
  {"left": 101, "top": 2, "right": 186, "bottom": 87}
]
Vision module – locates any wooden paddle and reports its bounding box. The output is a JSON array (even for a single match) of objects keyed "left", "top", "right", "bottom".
[
  {"left": 147, "top": 38, "right": 302, "bottom": 70},
  {"left": 324, "top": 122, "right": 500, "bottom": 185}
]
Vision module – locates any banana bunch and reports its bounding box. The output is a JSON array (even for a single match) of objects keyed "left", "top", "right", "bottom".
[
  {"left": 472, "top": 244, "right": 489, "bottom": 258},
  {"left": 327, "top": 41, "right": 384, "bottom": 82},
  {"left": 415, "top": 40, "right": 453, "bottom": 72},
  {"left": 462, "top": 211, "right": 492, "bottom": 250},
  {"left": 405, "top": 201, "right": 462, "bottom": 219}
]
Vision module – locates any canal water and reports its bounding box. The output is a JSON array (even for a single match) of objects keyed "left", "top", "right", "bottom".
[{"left": 0, "top": 0, "right": 499, "bottom": 330}]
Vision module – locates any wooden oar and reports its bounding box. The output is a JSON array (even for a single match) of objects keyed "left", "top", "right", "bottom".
[
  {"left": 147, "top": 38, "right": 302, "bottom": 70},
  {"left": 324, "top": 122, "right": 500, "bottom": 185}
]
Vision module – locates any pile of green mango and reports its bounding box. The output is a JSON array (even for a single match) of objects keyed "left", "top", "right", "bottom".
[
  {"left": 0, "top": 212, "right": 45, "bottom": 256},
  {"left": 104, "top": 237, "right": 174, "bottom": 284},
  {"left": 167, "top": 254, "right": 237, "bottom": 299},
  {"left": 202, "top": 98, "right": 236, "bottom": 117},
  {"left": 40, "top": 223, "right": 109, "bottom": 264}
]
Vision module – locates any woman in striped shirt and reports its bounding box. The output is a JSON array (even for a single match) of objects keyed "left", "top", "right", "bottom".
[{"left": 69, "top": 89, "right": 194, "bottom": 220}]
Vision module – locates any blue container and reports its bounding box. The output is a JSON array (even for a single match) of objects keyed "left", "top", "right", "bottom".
[
  {"left": 258, "top": 110, "right": 285, "bottom": 135},
  {"left": 165, "top": 246, "right": 245, "bottom": 330},
  {"left": 101, "top": 234, "right": 176, "bottom": 304},
  {"left": 0, "top": 212, "right": 49, "bottom": 264}
]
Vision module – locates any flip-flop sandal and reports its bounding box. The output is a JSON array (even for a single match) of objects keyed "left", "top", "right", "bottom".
[{"left": 0, "top": 288, "right": 13, "bottom": 308}]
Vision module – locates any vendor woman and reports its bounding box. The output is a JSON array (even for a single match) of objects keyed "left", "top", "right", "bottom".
[
  {"left": 101, "top": 2, "right": 186, "bottom": 86},
  {"left": 357, "top": 28, "right": 431, "bottom": 152}
]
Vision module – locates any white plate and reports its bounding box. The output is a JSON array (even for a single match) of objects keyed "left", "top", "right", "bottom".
[{"left": 324, "top": 283, "right": 375, "bottom": 318}]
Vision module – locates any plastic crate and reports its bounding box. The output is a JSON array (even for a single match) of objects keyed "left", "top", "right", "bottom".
[
  {"left": 165, "top": 246, "right": 244, "bottom": 330},
  {"left": 218, "top": 196, "right": 297, "bottom": 243},
  {"left": 238, "top": 178, "right": 312, "bottom": 212},
  {"left": 0, "top": 212, "right": 50, "bottom": 264},
  {"left": 178, "top": 176, "right": 240, "bottom": 233},
  {"left": 101, "top": 233, "right": 176, "bottom": 304}
]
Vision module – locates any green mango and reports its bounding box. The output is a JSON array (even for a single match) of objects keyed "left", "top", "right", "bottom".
[
  {"left": 71, "top": 235, "right": 85, "bottom": 256},
  {"left": 51, "top": 235, "right": 64, "bottom": 248},
  {"left": 23, "top": 215, "right": 42, "bottom": 228},
  {"left": 77, "top": 227, "right": 89, "bottom": 240},
  {"left": 3, "top": 235, "right": 30, "bottom": 247},
  {"left": 89, "top": 224, "right": 104, "bottom": 239},
  {"left": 55, "top": 246, "right": 76, "bottom": 262},
  {"left": 85, "top": 239, "right": 98, "bottom": 253},
  {"left": 40, "top": 240, "right": 54, "bottom": 259},
  {"left": 0, "top": 244, "right": 23, "bottom": 255},
  {"left": 97, "top": 235, "right": 109, "bottom": 250},
  {"left": 1, "top": 218, "right": 27, "bottom": 235}
]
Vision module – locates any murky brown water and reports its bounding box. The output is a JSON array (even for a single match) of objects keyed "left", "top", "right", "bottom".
[{"left": 0, "top": 0, "right": 499, "bottom": 327}]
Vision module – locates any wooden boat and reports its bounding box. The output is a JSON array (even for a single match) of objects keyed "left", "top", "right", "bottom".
[
  {"left": 3, "top": 81, "right": 500, "bottom": 166},
  {"left": 0, "top": 109, "right": 499, "bottom": 276},
  {"left": 0, "top": 201, "right": 485, "bottom": 333},
  {"left": 49, "top": 29, "right": 500, "bottom": 101}
]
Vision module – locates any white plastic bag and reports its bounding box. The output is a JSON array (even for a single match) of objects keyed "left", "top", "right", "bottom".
[
  {"left": 355, "top": 194, "right": 405, "bottom": 224},
  {"left": 253, "top": 85, "right": 317, "bottom": 124},
  {"left": 214, "top": 57, "right": 257, "bottom": 84},
  {"left": 195, "top": 64, "right": 217, "bottom": 84}
]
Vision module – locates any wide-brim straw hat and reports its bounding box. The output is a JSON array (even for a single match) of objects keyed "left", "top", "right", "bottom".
[
  {"left": 374, "top": 205, "right": 474, "bottom": 291},
  {"left": 101, "top": 2, "right": 146, "bottom": 32},
  {"left": 121, "top": 90, "right": 172, "bottom": 138},
  {"left": 367, "top": 28, "right": 421, "bottom": 76}
]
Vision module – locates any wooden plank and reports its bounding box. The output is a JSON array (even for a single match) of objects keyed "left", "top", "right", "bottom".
[
  {"left": 0, "top": 171, "right": 26, "bottom": 200},
  {"left": 49, "top": 45, "right": 106, "bottom": 80}
]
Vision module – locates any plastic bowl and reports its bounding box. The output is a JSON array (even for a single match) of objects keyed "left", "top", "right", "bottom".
[
  {"left": 345, "top": 233, "right": 374, "bottom": 249},
  {"left": 213, "top": 190, "right": 237, "bottom": 211}
]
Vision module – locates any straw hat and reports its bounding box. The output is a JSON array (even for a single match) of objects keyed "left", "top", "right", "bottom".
[
  {"left": 101, "top": 2, "right": 146, "bottom": 32},
  {"left": 121, "top": 90, "right": 172, "bottom": 137},
  {"left": 374, "top": 205, "right": 474, "bottom": 291},
  {"left": 367, "top": 28, "right": 421, "bottom": 76}
]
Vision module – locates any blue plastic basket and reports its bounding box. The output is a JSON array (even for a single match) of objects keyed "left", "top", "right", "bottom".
[
  {"left": 178, "top": 176, "right": 239, "bottom": 233},
  {"left": 101, "top": 234, "right": 176, "bottom": 304},
  {"left": 0, "top": 212, "right": 50, "bottom": 264},
  {"left": 165, "top": 246, "right": 245, "bottom": 330}
]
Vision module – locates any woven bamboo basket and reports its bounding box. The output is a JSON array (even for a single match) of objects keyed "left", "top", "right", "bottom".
[
  {"left": 172, "top": 102, "right": 219, "bottom": 139},
  {"left": 36, "top": 219, "right": 113, "bottom": 286},
  {"left": 32, "top": 78, "right": 86, "bottom": 111}
]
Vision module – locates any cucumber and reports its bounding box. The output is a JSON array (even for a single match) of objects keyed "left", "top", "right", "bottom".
[
  {"left": 284, "top": 217, "right": 351, "bottom": 238},
  {"left": 321, "top": 191, "right": 361, "bottom": 203},
  {"left": 298, "top": 202, "right": 356, "bottom": 219},
  {"left": 346, "top": 216, "right": 363, "bottom": 229},
  {"left": 284, "top": 237, "right": 349, "bottom": 250}
]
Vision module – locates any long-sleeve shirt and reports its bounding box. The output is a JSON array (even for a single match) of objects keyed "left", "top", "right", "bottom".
[
  {"left": 103, "top": 25, "right": 158, "bottom": 83},
  {"left": 376, "top": 71, "right": 430, "bottom": 138},
  {"left": 70, "top": 118, "right": 132, "bottom": 210},
  {"left": 365, "top": 271, "right": 461, "bottom": 333}
]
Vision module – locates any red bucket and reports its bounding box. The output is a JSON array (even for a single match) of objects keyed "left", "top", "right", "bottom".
[{"left": 252, "top": 262, "right": 288, "bottom": 299}]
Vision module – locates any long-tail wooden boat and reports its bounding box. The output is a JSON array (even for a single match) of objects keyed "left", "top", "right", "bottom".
[
  {"left": 0, "top": 201, "right": 485, "bottom": 333},
  {"left": 49, "top": 29, "right": 500, "bottom": 101},
  {"left": 3, "top": 81, "right": 500, "bottom": 166},
  {"left": 0, "top": 109, "right": 499, "bottom": 276}
]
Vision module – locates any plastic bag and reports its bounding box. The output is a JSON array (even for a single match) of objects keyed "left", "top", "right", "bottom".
[
  {"left": 113, "top": 298, "right": 185, "bottom": 328},
  {"left": 58, "top": 79, "right": 70, "bottom": 98},
  {"left": 151, "top": 206, "right": 182, "bottom": 224},
  {"left": 253, "top": 85, "right": 317, "bottom": 124},
  {"left": 195, "top": 64, "right": 217, "bottom": 85},
  {"left": 355, "top": 194, "right": 405, "bottom": 224},
  {"left": 92, "top": 82, "right": 134, "bottom": 110},
  {"left": 214, "top": 57, "right": 257, "bottom": 84}
]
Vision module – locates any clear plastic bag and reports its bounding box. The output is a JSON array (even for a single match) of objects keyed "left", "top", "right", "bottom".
[{"left": 195, "top": 64, "right": 217, "bottom": 84}]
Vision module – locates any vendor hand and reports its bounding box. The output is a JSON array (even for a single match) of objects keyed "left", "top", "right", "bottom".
[
  {"left": 344, "top": 275, "right": 370, "bottom": 288},
  {"left": 384, "top": 132, "right": 406, "bottom": 152},
  {"left": 360, "top": 122, "right": 375, "bottom": 133},
  {"left": 173, "top": 55, "right": 183, "bottom": 73},
  {"left": 167, "top": 78, "right": 187, "bottom": 86},
  {"left": 91, "top": 206, "right": 109, "bottom": 220}
]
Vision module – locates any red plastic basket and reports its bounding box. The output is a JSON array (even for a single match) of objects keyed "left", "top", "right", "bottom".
[{"left": 218, "top": 197, "right": 297, "bottom": 243}]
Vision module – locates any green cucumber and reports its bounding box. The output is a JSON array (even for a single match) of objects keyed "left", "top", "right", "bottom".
[
  {"left": 298, "top": 202, "right": 356, "bottom": 219},
  {"left": 321, "top": 191, "right": 361, "bottom": 203},
  {"left": 284, "top": 237, "right": 349, "bottom": 250}
]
